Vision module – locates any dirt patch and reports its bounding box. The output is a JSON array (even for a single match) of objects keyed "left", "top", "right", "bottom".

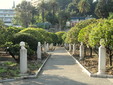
[
  {"left": 70, "top": 50, "right": 113, "bottom": 75},
  {"left": 0, "top": 52, "right": 50, "bottom": 79}
]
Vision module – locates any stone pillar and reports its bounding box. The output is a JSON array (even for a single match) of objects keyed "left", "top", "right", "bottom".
[
  {"left": 67, "top": 43, "right": 69, "bottom": 49},
  {"left": 20, "top": 41, "right": 27, "bottom": 74},
  {"left": 73, "top": 43, "right": 76, "bottom": 55},
  {"left": 97, "top": 39, "right": 106, "bottom": 75},
  {"left": 56, "top": 43, "right": 58, "bottom": 46},
  {"left": 80, "top": 42, "right": 84, "bottom": 60},
  {"left": 37, "top": 42, "right": 41, "bottom": 60},
  {"left": 51, "top": 43, "right": 53, "bottom": 49},
  {"left": 69, "top": 44, "right": 72, "bottom": 51},
  {"left": 47, "top": 43, "right": 49, "bottom": 51},
  {"left": 64, "top": 43, "right": 66, "bottom": 48},
  {"left": 50, "top": 43, "right": 53, "bottom": 50},
  {"left": 44, "top": 42, "right": 47, "bottom": 52}
]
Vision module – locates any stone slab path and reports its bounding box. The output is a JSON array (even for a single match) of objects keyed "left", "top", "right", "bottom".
[{"left": 0, "top": 47, "right": 113, "bottom": 85}]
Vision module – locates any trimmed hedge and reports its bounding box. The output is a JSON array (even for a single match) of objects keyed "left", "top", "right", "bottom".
[
  {"left": 13, "top": 33, "right": 38, "bottom": 51},
  {"left": 19, "top": 28, "right": 44, "bottom": 43}
]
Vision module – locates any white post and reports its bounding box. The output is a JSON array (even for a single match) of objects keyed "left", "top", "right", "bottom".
[
  {"left": 47, "top": 43, "right": 49, "bottom": 51},
  {"left": 44, "top": 42, "right": 47, "bottom": 52},
  {"left": 80, "top": 42, "right": 84, "bottom": 60},
  {"left": 97, "top": 39, "right": 106, "bottom": 75},
  {"left": 67, "top": 43, "right": 69, "bottom": 49},
  {"left": 20, "top": 41, "right": 27, "bottom": 74},
  {"left": 73, "top": 43, "right": 76, "bottom": 55},
  {"left": 51, "top": 43, "right": 53, "bottom": 49},
  {"left": 56, "top": 43, "right": 58, "bottom": 46},
  {"left": 37, "top": 42, "right": 41, "bottom": 60},
  {"left": 69, "top": 44, "right": 72, "bottom": 51},
  {"left": 50, "top": 43, "right": 53, "bottom": 50},
  {"left": 64, "top": 43, "right": 66, "bottom": 48}
]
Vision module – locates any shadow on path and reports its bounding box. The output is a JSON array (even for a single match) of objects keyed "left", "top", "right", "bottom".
[{"left": 1, "top": 75, "right": 87, "bottom": 85}]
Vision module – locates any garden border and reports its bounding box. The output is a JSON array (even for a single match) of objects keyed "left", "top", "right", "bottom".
[
  {"left": 0, "top": 54, "right": 50, "bottom": 83},
  {"left": 65, "top": 48, "right": 113, "bottom": 78}
]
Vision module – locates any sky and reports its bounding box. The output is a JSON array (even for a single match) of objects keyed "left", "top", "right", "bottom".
[
  {"left": 0, "top": 0, "right": 31, "bottom": 9},
  {"left": 0, "top": 0, "right": 96, "bottom": 9}
]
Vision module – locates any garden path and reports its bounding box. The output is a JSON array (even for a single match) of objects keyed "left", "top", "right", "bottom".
[{"left": 0, "top": 47, "right": 113, "bottom": 85}]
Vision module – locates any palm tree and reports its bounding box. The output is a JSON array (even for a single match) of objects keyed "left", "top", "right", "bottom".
[
  {"left": 78, "top": 0, "right": 90, "bottom": 16},
  {"left": 39, "top": 0, "right": 46, "bottom": 23},
  {"left": 50, "top": 1, "right": 58, "bottom": 15}
]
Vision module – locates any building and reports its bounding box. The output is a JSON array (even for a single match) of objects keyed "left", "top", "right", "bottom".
[
  {"left": 0, "top": 1, "right": 15, "bottom": 26},
  {"left": 70, "top": 16, "right": 93, "bottom": 27},
  {"left": 0, "top": 9, "right": 15, "bottom": 26}
]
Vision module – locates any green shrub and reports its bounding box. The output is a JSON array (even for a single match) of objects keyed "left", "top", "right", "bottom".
[
  {"left": 4, "top": 42, "right": 35, "bottom": 61},
  {"left": 13, "top": 33, "right": 38, "bottom": 51},
  {"left": 49, "top": 32, "right": 58, "bottom": 44},
  {"left": 56, "top": 31, "right": 66, "bottom": 44},
  {"left": 19, "top": 28, "right": 44, "bottom": 43}
]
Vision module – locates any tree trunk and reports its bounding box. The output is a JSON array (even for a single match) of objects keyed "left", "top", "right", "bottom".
[
  {"left": 109, "top": 50, "right": 112, "bottom": 66},
  {"left": 84, "top": 45, "right": 86, "bottom": 57},
  {"left": 89, "top": 47, "right": 92, "bottom": 57},
  {"left": 42, "top": 9, "right": 45, "bottom": 23}
]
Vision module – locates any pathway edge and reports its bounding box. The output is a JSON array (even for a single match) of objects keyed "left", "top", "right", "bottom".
[{"left": 65, "top": 48, "right": 113, "bottom": 78}]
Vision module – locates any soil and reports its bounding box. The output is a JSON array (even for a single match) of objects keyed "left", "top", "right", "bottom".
[
  {"left": 70, "top": 49, "right": 113, "bottom": 75},
  {"left": 0, "top": 52, "right": 49, "bottom": 79}
]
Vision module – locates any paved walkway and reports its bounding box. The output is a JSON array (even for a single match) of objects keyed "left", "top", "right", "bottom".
[{"left": 0, "top": 47, "right": 113, "bottom": 85}]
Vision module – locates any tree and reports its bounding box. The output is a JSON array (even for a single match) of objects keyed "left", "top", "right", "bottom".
[
  {"left": 78, "top": 19, "right": 98, "bottom": 56},
  {"left": 0, "top": 19, "right": 5, "bottom": 28},
  {"left": 55, "top": 0, "right": 73, "bottom": 9},
  {"left": 50, "top": 0, "right": 58, "bottom": 17},
  {"left": 95, "top": 0, "right": 113, "bottom": 18},
  {"left": 65, "top": 19, "right": 98, "bottom": 44},
  {"left": 56, "top": 31, "right": 66, "bottom": 44},
  {"left": 88, "top": 19, "right": 113, "bottom": 66},
  {"left": 66, "top": 2, "right": 79, "bottom": 17},
  {"left": 95, "top": 1, "right": 108, "bottom": 18},
  {"left": 108, "top": 12, "right": 113, "bottom": 20},
  {"left": 78, "top": 0, "right": 90, "bottom": 16},
  {"left": 58, "top": 10, "right": 70, "bottom": 30},
  {"left": 45, "top": 12, "right": 58, "bottom": 25},
  {"left": 15, "top": 0, "right": 35, "bottom": 27}
]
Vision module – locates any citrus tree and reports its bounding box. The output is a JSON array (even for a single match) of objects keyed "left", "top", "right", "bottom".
[
  {"left": 88, "top": 19, "right": 113, "bottom": 66},
  {"left": 65, "top": 19, "right": 97, "bottom": 44}
]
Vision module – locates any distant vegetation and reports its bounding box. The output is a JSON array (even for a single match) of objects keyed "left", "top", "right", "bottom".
[{"left": 13, "top": 0, "right": 113, "bottom": 30}]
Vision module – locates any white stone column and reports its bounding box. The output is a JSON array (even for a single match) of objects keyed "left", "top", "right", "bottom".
[
  {"left": 44, "top": 42, "right": 47, "bottom": 52},
  {"left": 64, "top": 43, "right": 66, "bottom": 48},
  {"left": 37, "top": 42, "right": 41, "bottom": 60},
  {"left": 97, "top": 45, "right": 106, "bottom": 75},
  {"left": 73, "top": 43, "right": 76, "bottom": 55},
  {"left": 50, "top": 43, "right": 53, "bottom": 50},
  {"left": 20, "top": 41, "right": 27, "bottom": 74},
  {"left": 47, "top": 43, "right": 49, "bottom": 51},
  {"left": 69, "top": 44, "right": 72, "bottom": 51},
  {"left": 56, "top": 43, "right": 58, "bottom": 46},
  {"left": 80, "top": 42, "right": 84, "bottom": 60},
  {"left": 67, "top": 43, "right": 69, "bottom": 49},
  {"left": 51, "top": 43, "right": 53, "bottom": 49}
]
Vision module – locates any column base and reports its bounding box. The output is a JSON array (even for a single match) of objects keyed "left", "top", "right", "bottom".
[{"left": 97, "top": 71, "right": 106, "bottom": 75}]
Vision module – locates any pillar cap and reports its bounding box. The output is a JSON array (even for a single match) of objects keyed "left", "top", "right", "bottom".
[{"left": 20, "top": 41, "right": 25, "bottom": 47}]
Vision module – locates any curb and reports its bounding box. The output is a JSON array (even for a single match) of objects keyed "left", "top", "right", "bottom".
[
  {"left": 65, "top": 48, "right": 113, "bottom": 78},
  {"left": 0, "top": 55, "right": 50, "bottom": 83}
]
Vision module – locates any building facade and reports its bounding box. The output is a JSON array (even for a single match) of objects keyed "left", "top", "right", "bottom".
[{"left": 0, "top": 9, "right": 15, "bottom": 26}]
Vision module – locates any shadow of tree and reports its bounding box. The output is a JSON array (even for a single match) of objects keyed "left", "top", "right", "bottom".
[{"left": 1, "top": 75, "right": 87, "bottom": 85}]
